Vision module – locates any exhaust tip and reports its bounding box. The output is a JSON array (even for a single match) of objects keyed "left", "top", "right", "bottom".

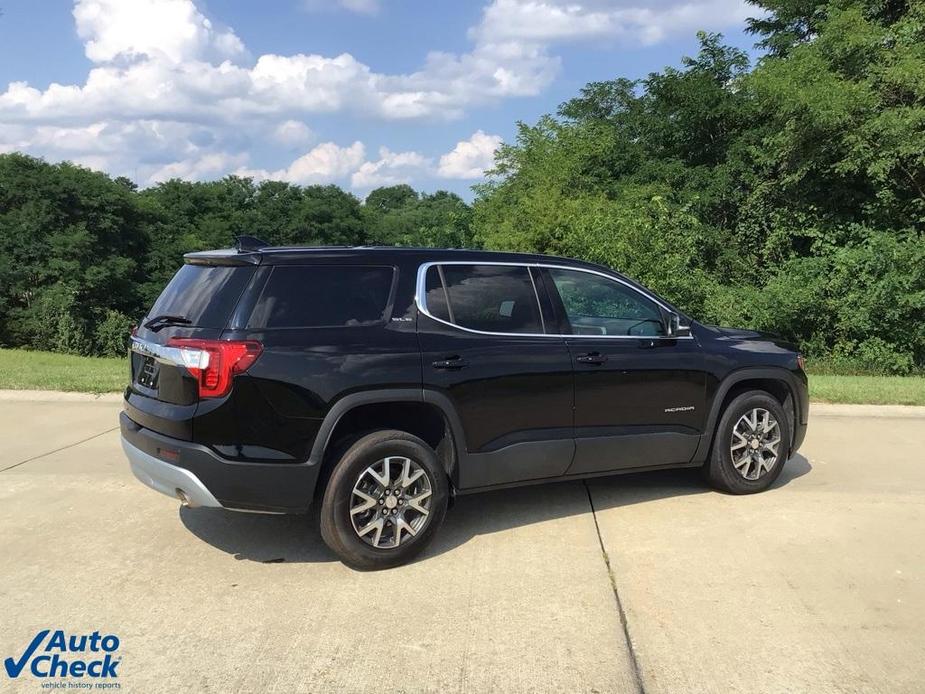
[{"left": 176, "top": 488, "right": 192, "bottom": 507}]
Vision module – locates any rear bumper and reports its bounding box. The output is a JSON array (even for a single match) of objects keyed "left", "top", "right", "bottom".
[
  {"left": 120, "top": 412, "right": 319, "bottom": 513},
  {"left": 123, "top": 437, "right": 222, "bottom": 509}
]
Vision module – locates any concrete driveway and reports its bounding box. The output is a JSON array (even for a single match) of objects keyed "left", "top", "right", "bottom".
[{"left": 1, "top": 395, "right": 923, "bottom": 693}]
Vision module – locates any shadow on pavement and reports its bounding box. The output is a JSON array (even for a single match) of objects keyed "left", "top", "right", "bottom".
[
  {"left": 179, "top": 454, "right": 811, "bottom": 566},
  {"left": 179, "top": 505, "right": 337, "bottom": 564}
]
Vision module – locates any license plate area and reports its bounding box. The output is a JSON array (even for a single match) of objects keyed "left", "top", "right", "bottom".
[{"left": 137, "top": 355, "right": 160, "bottom": 389}]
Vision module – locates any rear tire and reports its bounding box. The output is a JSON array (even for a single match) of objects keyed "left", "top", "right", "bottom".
[
  {"left": 705, "top": 390, "right": 790, "bottom": 494},
  {"left": 319, "top": 430, "right": 449, "bottom": 570}
]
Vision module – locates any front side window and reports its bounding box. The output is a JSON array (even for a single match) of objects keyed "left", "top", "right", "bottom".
[
  {"left": 424, "top": 264, "right": 543, "bottom": 334},
  {"left": 249, "top": 265, "right": 394, "bottom": 328},
  {"left": 548, "top": 268, "right": 665, "bottom": 336}
]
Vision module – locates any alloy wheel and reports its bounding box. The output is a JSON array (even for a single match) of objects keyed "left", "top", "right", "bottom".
[
  {"left": 730, "top": 407, "right": 781, "bottom": 481},
  {"left": 349, "top": 456, "right": 433, "bottom": 549}
]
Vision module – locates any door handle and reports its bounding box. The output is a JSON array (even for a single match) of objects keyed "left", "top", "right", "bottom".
[
  {"left": 576, "top": 352, "right": 608, "bottom": 365},
  {"left": 432, "top": 356, "right": 469, "bottom": 370}
]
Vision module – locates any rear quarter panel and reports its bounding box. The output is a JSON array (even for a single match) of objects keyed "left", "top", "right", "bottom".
[{"left": 192, "top": 260, "right": 422, "bottom": 463}]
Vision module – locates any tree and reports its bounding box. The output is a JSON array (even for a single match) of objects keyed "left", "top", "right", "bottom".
[
  {"left": 746, "top": 0, "right": 910, "bottom": 55},
  {"left": 0, "top": 153, "right": 146, "bottom": 353},
  {"left": 0, "top": 155, "right": 475, "bottom": 355},
  {"left": 295, "top": 185, "right": 364, "bottom": 245},
  {"left": 473, "top": 11, "right": 925, "bottom": 371},
  {"left": 363, "top": 186, "right": 474, "bottom": 248},
  {"left": 365, "top": 185, "right": 418, "bottom": 213}
]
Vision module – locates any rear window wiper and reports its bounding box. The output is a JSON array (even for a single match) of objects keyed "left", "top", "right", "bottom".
[{"left": 143, "top": 314, "right": 192, "bottom": 331}]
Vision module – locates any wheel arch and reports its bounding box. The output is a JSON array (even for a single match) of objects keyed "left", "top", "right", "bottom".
[
  {"left": 308, "top": 389, "right": 467, "bottom": 494},
  {"left": 694, "top": 367, "right": 803, "bottom": 463}
]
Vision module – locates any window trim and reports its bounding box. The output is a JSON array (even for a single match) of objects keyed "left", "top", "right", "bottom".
[{"left": 415, "top": 261, "right": 693, "bottom": 340}]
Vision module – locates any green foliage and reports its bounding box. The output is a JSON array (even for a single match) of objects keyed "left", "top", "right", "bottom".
[
  {"left": 473, "top": 3, "right": 925, "bottom": 373},
  {"left": 0, "top": 153, "right": 143, "bottom": 354},
  {"left": 1, "top": 0, "right": 922, "bottom": 375},
  {"left": 94, "top": 309, "right": 134, "bottom": 358},
  {"left": 16, "top": 284, "right": 92, "bottom": 356},
  {"left": 0, "top": 155, "right": 470, "bottom": 355},
  {"left": 363, "top": 187, "right": 474, "bottom": 248}
]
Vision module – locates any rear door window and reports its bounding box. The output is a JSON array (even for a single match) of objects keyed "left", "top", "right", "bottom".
[
  {"left": 427, "top": 264, "right": 544, "bottom": 334},
  {"left": 147, "top": 264, "right": 255, "bottom": 328},
  {"left": 422, "top": 265, "right": 451, "bottom": 322},
  {"left": 248, "top": 265, "right": 395, "bottom": 328}
]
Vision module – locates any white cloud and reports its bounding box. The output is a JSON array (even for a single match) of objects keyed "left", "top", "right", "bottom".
[
  {"left": 438, "top": 130, "right": 502, "bottom": 179},
  {"left": 0, "top": 0, "right": 749, "bottom": 186},
  {"left": 230, "top": 133, "right": 503, "bottom": 191},
  {"left": 272, "top": 120, "right": 315, "bottom": 147},
  {"left": 351, "top": 147, "right": 433, "bottom": 189},
  {"left": 237, "top": 141, "right": 367, "bottom": 185},
  {"left": 74, "top": 0, "right": 244, "bottom": 64},
  {"left": 148, "top": 151, "right": 247, "bottom": 184},
  {"left": 0, "top": 0, "right": 563, "bottom": 132},
  {"left": 304, "top": 0, "right": 382, "bottom": 14},
  {"left": 473, "top": 0, "right": 750, "bottom": 46},
  {"left": 0, "top": 118, "right": 230, "bottom": 182},
  {"left": 281, "top": 141, "right": 366, "bottom": 184},
  {"left": 0, "top": 44, "right": 554, "bottom": 128}
]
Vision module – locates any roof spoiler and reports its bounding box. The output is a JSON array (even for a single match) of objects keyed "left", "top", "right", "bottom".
[
  {"left": 235, "top": 235, "right": 270, "bottom": 252},
  {"left": 184, "top": 249, "right": 261, "bottom": 266}
]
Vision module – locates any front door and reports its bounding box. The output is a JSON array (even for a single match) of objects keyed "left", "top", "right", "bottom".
[
  {"left": 539, "top": 267, "right": 707, "bottom": 475},
  {"left": 417, "top": 263, "right": 575, "bottom": 488}
]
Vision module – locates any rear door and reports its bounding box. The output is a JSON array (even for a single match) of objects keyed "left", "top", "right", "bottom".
[
  {"left": 540, "top": 267, "right": 707, "bottom": 474},
  {"left": 126, "top": 260, "right": 258, "bottom": 438},
  {"left": 417, "top": 262, "right": 575, "bottom": 488}
]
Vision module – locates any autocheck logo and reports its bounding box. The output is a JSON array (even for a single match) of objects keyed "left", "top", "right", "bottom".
[{"left": 4, "top": 630, "right": 121, "bottom": 683}]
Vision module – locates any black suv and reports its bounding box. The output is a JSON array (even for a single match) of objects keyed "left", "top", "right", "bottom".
[{"left": 121, "top": 243, "right": 808, "bottom": 569}]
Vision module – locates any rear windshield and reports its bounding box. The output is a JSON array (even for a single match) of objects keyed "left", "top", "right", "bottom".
[
  {"left": 147, "top": 264, "right": 255, "bottom": 329},
  {"left": 248, "top": 265, "right": 394, "bottom": 329}
]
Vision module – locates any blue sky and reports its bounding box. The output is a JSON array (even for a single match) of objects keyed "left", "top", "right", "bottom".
[{"left": 0, "top": 0, "right": 759, "bottom": 198}]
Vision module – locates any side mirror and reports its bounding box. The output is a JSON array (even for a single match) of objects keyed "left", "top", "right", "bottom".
[{"left": 666, "top": 311, "right": 691, "bottom": 338}]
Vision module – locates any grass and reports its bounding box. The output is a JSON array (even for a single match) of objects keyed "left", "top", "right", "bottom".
[
  {"left": 0, "top": 348, "right": 127, "bottom": 394},
  {"left": 807, "top": 372, "right": 925, "bottom": 406},
  {"left": 0, "top": 348, "right": 923, "bottom": 405}
]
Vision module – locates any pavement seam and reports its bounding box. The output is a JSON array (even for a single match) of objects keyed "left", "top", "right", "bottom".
[
  {"left": 0, "top": 426, "right": 119, "bottom": 472},
  {"left": 584, "top": 480, "right": 646, "bottom": 694}
]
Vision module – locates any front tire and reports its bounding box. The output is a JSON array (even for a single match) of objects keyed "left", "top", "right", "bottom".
[
  {"left": 319, "top": 430, "right": 449, "bottom": 570},
  {"left": 705, "top": 390, "right": 790, "bottom": 494}
]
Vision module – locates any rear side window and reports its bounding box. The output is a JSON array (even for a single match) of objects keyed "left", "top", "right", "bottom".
[
  {"left": 425, "top": 264, "right": 543, "bottom": 334},
  {"left": 147, "top": 264, "right": 255, "bottom": 329},
  {"left": 248, "top": 265, "right": 394, "bottom": 328}
]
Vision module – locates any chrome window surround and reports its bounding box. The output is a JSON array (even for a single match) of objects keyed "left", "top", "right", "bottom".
[{"left": 415, "top": 261, "right": 694, "bottom": 340}]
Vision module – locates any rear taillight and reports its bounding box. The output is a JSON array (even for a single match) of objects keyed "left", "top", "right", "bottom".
[
  {"left": 797, "top": 354, "right": 806, "bottom": 371},
  {"left": 166, "top": 338, "right": 263, "bottom": 398}
]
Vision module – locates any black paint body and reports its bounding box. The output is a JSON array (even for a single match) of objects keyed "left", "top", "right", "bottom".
[{"left": 123, "top": 247, "right": 809, "bottom": 512}]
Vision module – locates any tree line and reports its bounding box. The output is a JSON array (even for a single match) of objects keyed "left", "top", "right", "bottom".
[
  {"left": 0, "top": 166, "right": 473, "bottom": 358},
  {"left": 0, "top": 0, "right": 922, "bottom": 372}
]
